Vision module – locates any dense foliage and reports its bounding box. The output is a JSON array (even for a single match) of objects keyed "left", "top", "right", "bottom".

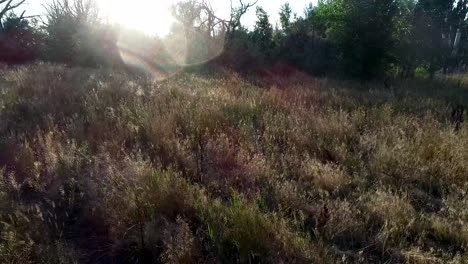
[{"left": 2, "top": 0, "right": 468, "bottom": 79}]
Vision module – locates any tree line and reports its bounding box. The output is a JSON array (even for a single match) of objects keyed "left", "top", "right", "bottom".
[{"left": 1, "top": 0, "right": 468, "bottom": 79}]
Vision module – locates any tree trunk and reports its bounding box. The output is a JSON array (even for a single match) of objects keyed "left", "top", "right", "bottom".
[
  {"left": 0, "top": 20, "right": 5, "bottom": 40},
  {"left": 429, "top": 56, "right": 436, "bottom": 79}
]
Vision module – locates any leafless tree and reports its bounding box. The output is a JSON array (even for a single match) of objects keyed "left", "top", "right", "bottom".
[
  {"left": 172, "top": 0, "right": 257, "bottom": 41},
  {"left": 0, "top": 0, "right": 26, "bottom": 34},
  {"left": 200, "top": 0, "right": 258, "bottom": 40},
  {"left": 226, "top": 0, "right": 257, "bottom": 39},
  {"left": 166, "top": 0, "right": 257, "bottom": 65},
  {"left": 45, "top": 0, "right": 99, "bottom": 25}
]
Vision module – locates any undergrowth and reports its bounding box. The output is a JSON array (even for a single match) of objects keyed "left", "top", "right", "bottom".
[{"left": 0, "top": 64, "right": 467, "bottom": 263}]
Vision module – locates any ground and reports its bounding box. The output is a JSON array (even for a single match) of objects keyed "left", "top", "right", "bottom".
[{"left": 0, "top": 64, "right": 467, "bottom": 263}]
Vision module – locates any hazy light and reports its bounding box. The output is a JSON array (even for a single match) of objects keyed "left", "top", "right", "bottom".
[
  {"left": 100, "top": 0, "right": 227, "bottom": 79},
  {"left": 98, "top": 0, "right": 177, "bottom": 37}
]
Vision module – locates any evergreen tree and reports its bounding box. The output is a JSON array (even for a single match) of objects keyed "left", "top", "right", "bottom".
[
  {"left": 252, "top": 7, "right": 273, "bottom": 63},
  {"left": 279, "top": 3, "right": 292, "bottom": 32}
]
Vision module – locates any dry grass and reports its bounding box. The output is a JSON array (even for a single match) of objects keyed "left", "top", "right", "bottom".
[{"left": 0, "top": 63, "right": 467, "bottom": 263}]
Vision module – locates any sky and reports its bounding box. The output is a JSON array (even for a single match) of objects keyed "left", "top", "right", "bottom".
[{"left": 22, "top": 0, "right": 316, "bottom": 36}]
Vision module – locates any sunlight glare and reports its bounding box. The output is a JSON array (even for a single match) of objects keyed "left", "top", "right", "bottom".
[
  {"left": 98, "top": 0, "right": 226, "bottom": 79},
  {"left": 98, "top": 0, "right": 176, "bottom": 37}
]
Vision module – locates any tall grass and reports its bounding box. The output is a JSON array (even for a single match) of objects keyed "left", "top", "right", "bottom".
[{"left": 0, "top": 64, "right": 467, "bottom": 263}]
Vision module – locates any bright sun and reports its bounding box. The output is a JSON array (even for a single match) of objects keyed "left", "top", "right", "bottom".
[{"left": 98, "top": 0, "right": 176, "bottom": 37}]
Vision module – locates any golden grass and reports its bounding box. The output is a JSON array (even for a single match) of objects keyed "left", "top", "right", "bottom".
[{"left": 0, "top": 64, "right": 467, "bottom": 263}]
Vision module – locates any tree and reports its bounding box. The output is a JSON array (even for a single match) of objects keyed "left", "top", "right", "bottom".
[
  {"left": 316, "top": 0, "right": 398, "bottom": 79},
  {"left": 221, "top": 0, "right": 259, "bottom": 68},
  {"left": 391, "top": 0, "right": 418, "bottom": 77},
  {"left": 279, "top": 2, "right": 292, "bottom": 32},
  {"left": 169, "top": 0, "right": 258, "bottom": 67},
  {"left": 275, "top": 10, "right": 336, "bottom": 75},
  {"left": 171, "top": 0, "right": 257, "bottom": 42},
  {"left": 411, "top": 0, "right": 468, "bottom": 76},
  {"left": 0, "top": 12, "right": 43, "bottom": 63},
  {"left": 170, "top": 0, "right": 227, "bottom": 65},
  {"left": 226, "top": 0, "right": 258, "bottom": 39},
  {"left": 304, "top": 3, "right": 327, "bottom": 38},
  {"left": 43, "top": 0, "right": 116, "bottom": 66},
  {"left": 252, "top": 6, "right": 273, "bottom": 59},
  {"left": 0, "top": 1, "right": 43, "bottom": 64},
  {"left": 0, "top": 0, "right": 25, "bottom": 37}
]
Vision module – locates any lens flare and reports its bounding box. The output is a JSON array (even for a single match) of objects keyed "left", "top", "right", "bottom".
[
  {"left": 117, "top": 27, "right": 225, "bottom": 80},
  {"left": 117, "top": 31, "right": 181, "bottom": 80},
  {"left": 98, "top": 0, "right": 229, "bottom": 78},
  {"left": 162, "top": 26, "right": 225, "bottom": 67}
]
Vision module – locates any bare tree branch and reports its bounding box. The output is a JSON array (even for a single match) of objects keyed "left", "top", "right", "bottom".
[
  {"left": 44, "top": 0, "right": 99, "bottom": 26},
  {"left": 0, "top": 0, "right": 26, "bottom": 18},
  {"left": 227, "top": 0, "right": 258, "bottom": 38},
  {"left": 0, "top": 0, "right": 26, "bottom": 33},
  {"left": 171, "top": 0, "right": 257, "bottom": 57}
]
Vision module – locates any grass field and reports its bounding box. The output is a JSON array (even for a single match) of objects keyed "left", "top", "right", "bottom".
[{"left": 0, "top": 64, "right": 467, "bottom": 263}]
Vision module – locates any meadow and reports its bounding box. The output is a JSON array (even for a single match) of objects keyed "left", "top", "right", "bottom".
[{"left": 0, "top": 64, "right": 467, "bottom": 263}]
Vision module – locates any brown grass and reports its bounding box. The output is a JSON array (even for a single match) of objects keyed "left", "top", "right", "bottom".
[{"left": 0, "top": 63, "right": 467, "bottom": 263}]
